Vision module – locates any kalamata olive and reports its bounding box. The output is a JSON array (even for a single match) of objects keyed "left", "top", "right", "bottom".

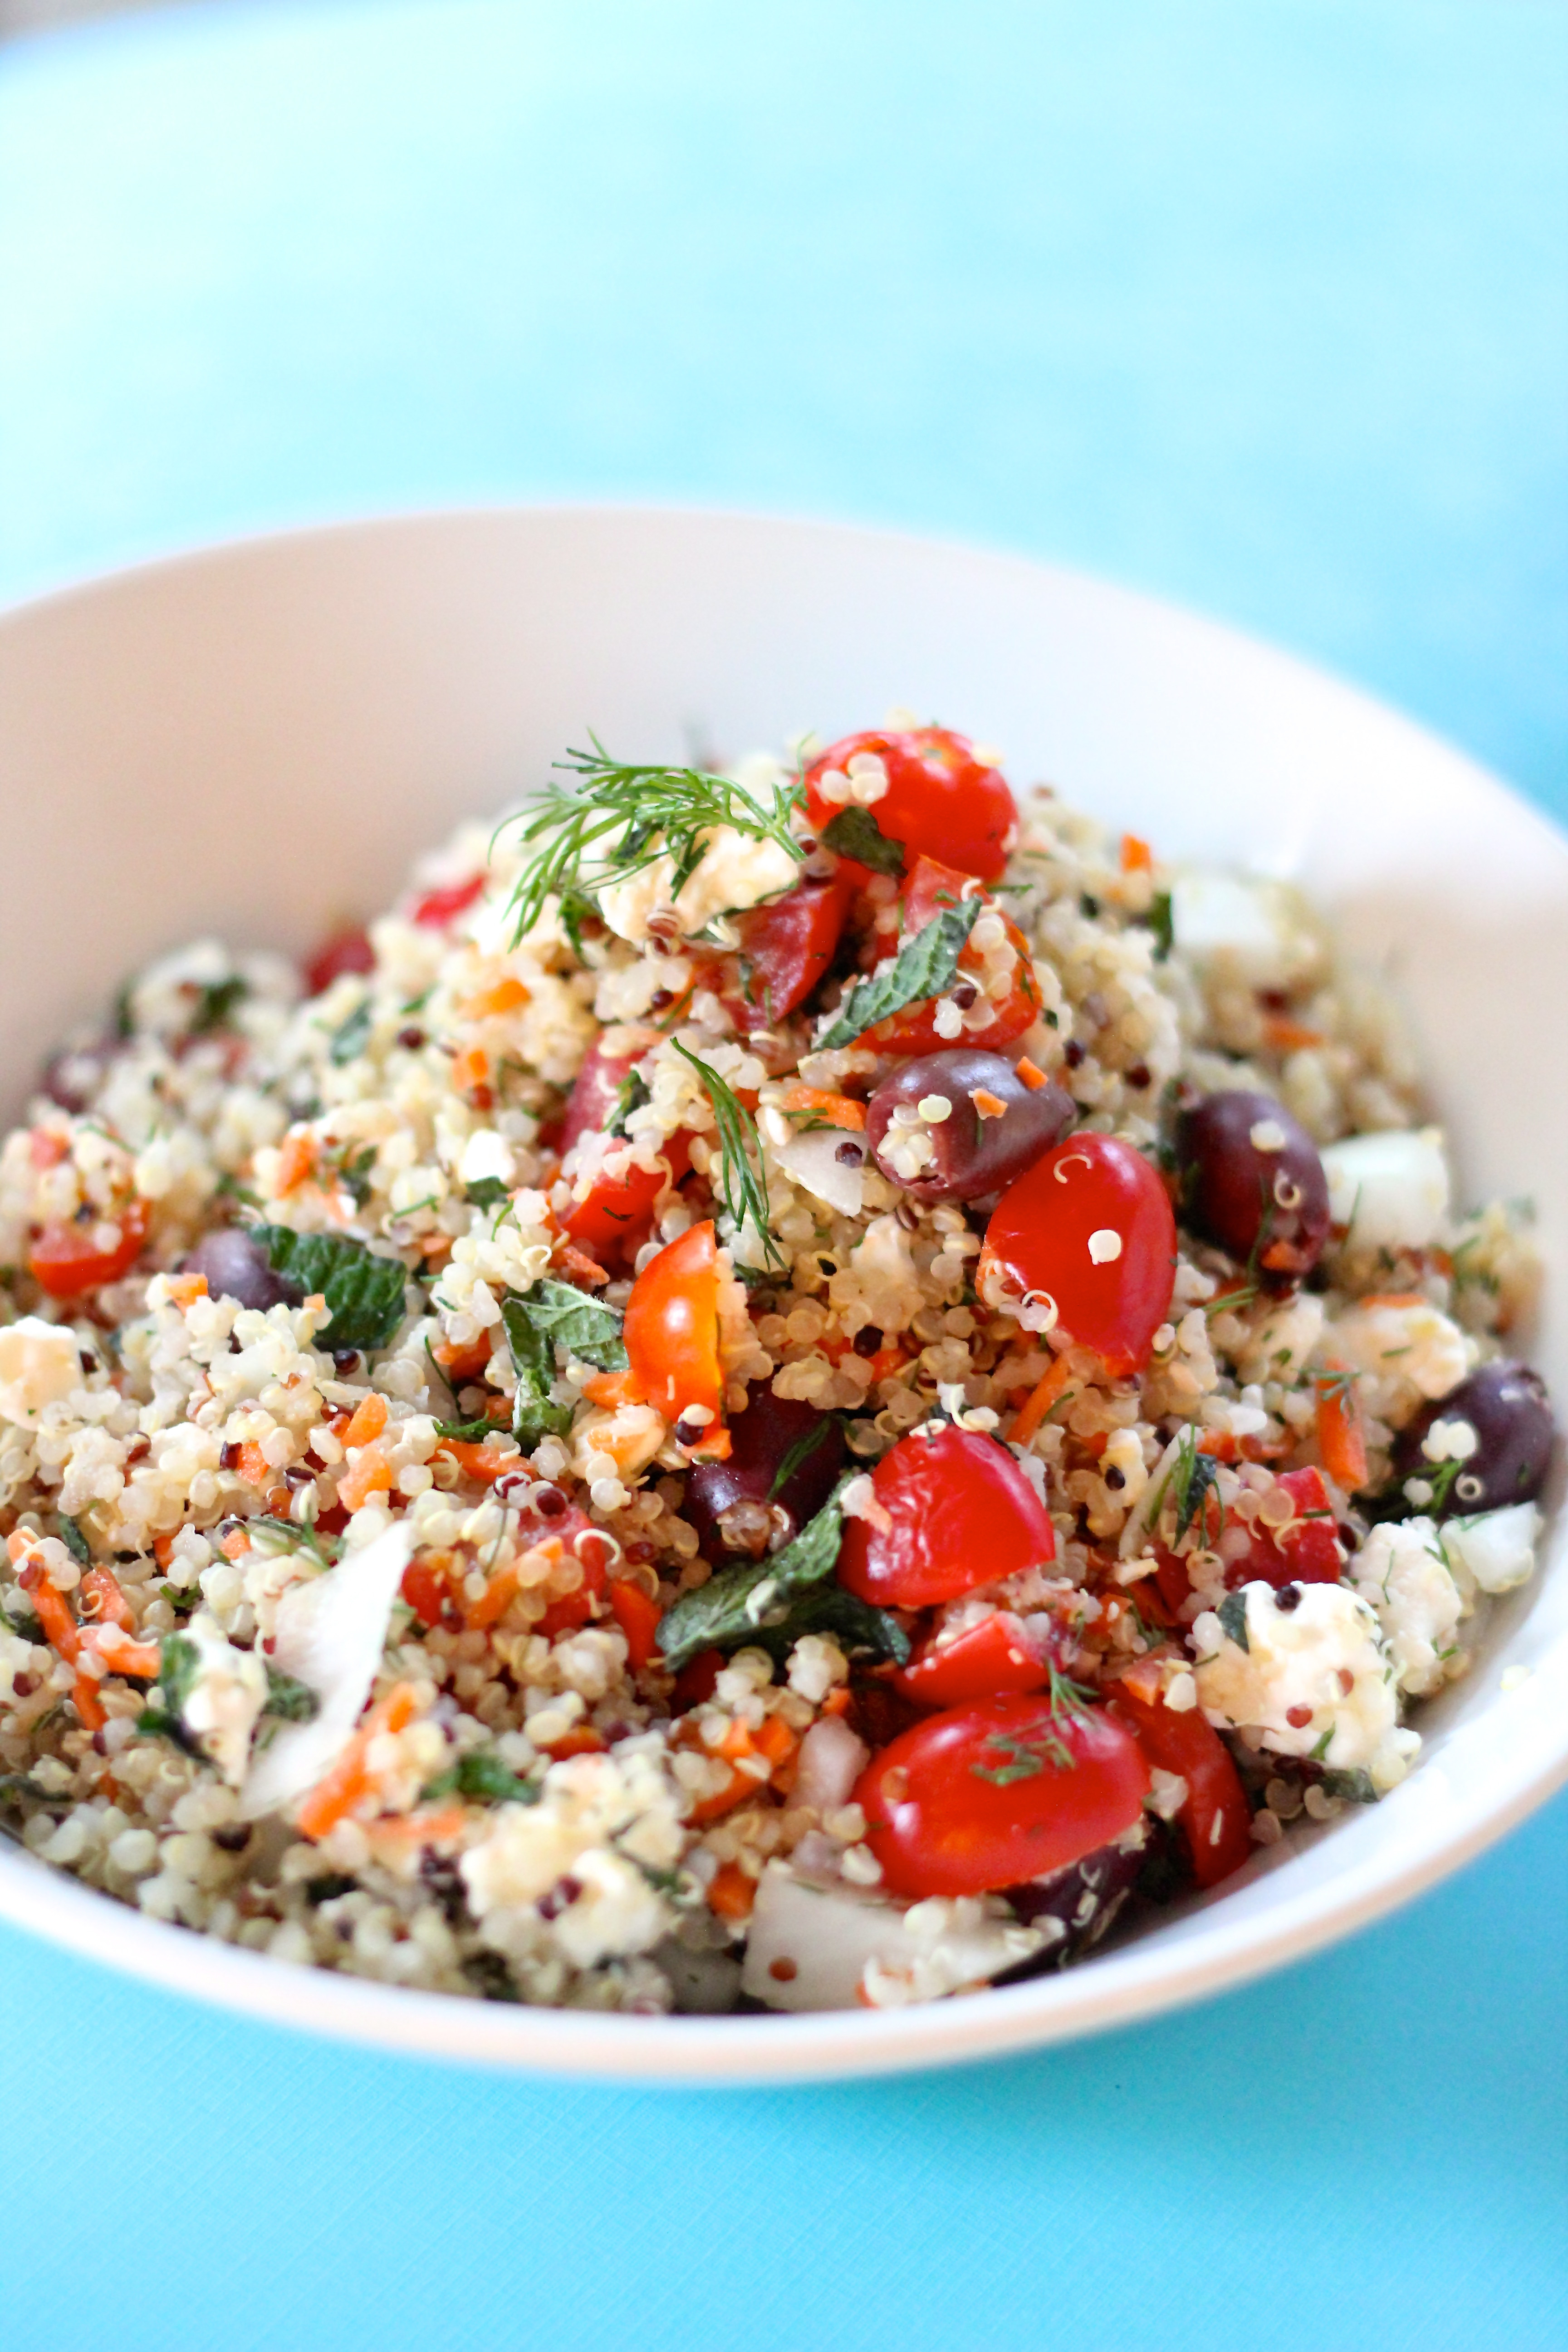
[
  {"left": 866, "top": 1050, "right": 1074, "bottom": 1204},
  {"left": 992, "top": 1825, "right": 1147, "bottom": 1981},
  {"left": 1390, "top": 1359, "right": 1554, "bottom": 1516},
  {"left": 684, "top": 1389, "right": 846, "bottom": 1563},
  {"left": 183, "top": 1226, "right": 299, "bottom": 1312},
  {"left": 40, "top": 1040, "right": 116, "bottom": 1116},
  {"left": 1175, "top": 1088, "right": 1330, "bottom": 1287}
]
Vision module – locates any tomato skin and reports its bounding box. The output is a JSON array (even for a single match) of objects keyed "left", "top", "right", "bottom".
[
  {"left": 837, "top": 1426, "right": 1054, "bottom": 1609},
  {"left": 560, "top": 1039, "right": 641, "bottom": 1158},
  {"left": 411, "top": 874, "right": 485, "bottom": 928},
  {"left": 535, "top": 1542, "right": 608, "bottom": 1638},
  {"left": 560, "top": 1133, "right": 691, "bottom": 1263},
  {"left": 727, "top": 873, "right": 853, "bottom": 1029},
  {"left": 401, "top": 1557, "right": 460, "bottom": 1630},
  {"left": 624, "top": 1219, "right": 724, "bottom": 1428},
  {"left": 985, "top": 1132, "right": 1176, "bottom": 1376},
  {"left": 1107, "top": 1684, "right": 1253, "bottom": 1888},
  {"left": 303, "top": 926, "right": 375, "bottom": 996},
  {"left": 857, "top": 1694, "right": 1151, "bottom": 1899},
  {"left": 890, "top": 1611, "right": 1056, "bottom": 1709},
  {"left": 804, "top": 729, "right": 1017, "bottom": 882},
  {"left": 29, "top": 1200, "right": 149, "bottom": 1298},
  {"left": 1230, "top": 1466, "right": 1343, "bottom": 1589}
]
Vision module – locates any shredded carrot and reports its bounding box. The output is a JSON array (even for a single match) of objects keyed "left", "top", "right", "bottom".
[
  {"left": 432, "top": 1333, "right": 492, "bottom": 1382},
  {"left": 453, "top": 1045, "right": 490, "bottom": 1095},
  {"left": 581, "top": 1368, "right": 646, "bottom": 1410},
  {"left": 555, "top": 1243, "right": 610, "bottom": 1289},
  {"left": 78, "top": 1565, "right": 134, "bottom": 1631},
  {"left": 1014, "top": 1056, "right": 1049, "bottom": 1091},
  {"left": 91, "top": 1628, "right": 164, "bottom": 1679},
  {"left": 152, "top": 1532, "right": 178, "bottom": 1570},
  {"left": 538, "top": 1725, "right": 606, "bottom": 1760},
  {"left": 165, "top": 1271, "right": 208, "bottom": 1309},
  {"left": 461, "top": 974, "right": 530, "bottom": 1019},
  {"left": 235, "top": 1440, "right": 272, "bottom": 1490},
  {"left": 275, "top": 1131, "right": 317, "bottom": 1194},
  {"left": 70, "top": 1675, "right": 107, "bottom": 1733},
  {"left": 342, "top": 1392, "right": 388, "bottom": 1449},
  {"left": 779, "top": 1085, "right": 866, "bottom": 1132},
  {"left": 1316, "top": 1366, "right": 1369, "bottom": 1491},
  {"left": 1008, "top": 1352, "right": 1078, "bottom": 1443},
  {"left": 1120, "top": 833, "right": 1153, "bottom": 873},
  {"left": 336, "top": 1445, "right": 393, "bottom": 1512},
  {"left": 22, "top": 1572, "right": 81, "bottom": 1661},
  {"left": 707, "top": 1863, "right": 757, "bottom": 1922},
  {"left": 220, "top": 1527, "right": 249, "bottom": 1562},
  {"left": 1357, "top": 1292, "right": 1426, "bottom": 1312},
  {"left": 821, "top": 1686, "right": 853, "bottom": 1719},
  {"left": 366, "top": 1804, "right": 469, "bottom": 1851},
  {"left": 608, "top": 1579, "right": 662, "bottom": 1672},
  {"left": 296, "top": 1681, "right": 418, "bottom": 1840},
  {"left": 970, "top": 1088, "right": 1007, "bottom": 1119},
  {"left": 434, "top": 1436, "right": 522, "bottom": 1486},
  {"left": 1263, "top": 1015, "right": 1325, "bottom": 1054}
]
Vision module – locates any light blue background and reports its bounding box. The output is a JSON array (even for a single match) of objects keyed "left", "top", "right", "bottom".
[{"left": 0, "top": 5, "right": 1564, "bottom": 2346}]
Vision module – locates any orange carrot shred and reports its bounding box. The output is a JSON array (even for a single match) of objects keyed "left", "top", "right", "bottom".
[{"left": 1008, "top": 1352, "right": 1078, "bottom": 1443}]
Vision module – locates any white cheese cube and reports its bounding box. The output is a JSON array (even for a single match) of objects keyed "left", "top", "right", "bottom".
[
  {"left": 0, "top": 1317, "right": 82, "bottom": 1424},
  {"left": 1349, "top": 1519, "right": 1463, "bottom": 1695},
  {"left": 1320, "top": 1127, "right": 1450, "bottom": 1252},
  {"left": 1442, "top": 1501, "right": 1542, "bottom": 1596}
]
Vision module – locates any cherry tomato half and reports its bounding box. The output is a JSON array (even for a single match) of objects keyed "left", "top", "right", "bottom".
[
  {"left": 29, "top": 1199, "right": 150, "bottom": 1299},
  {"left": 890, "top": 1610, "right": 1056, "bottom": 1709},
  {"left": 858, "top": 856, "right": 1039, "bottom": 1056},
  {"left": 560, "top": 1038, "right": 642, "bottom": 1159},
  {"left": 302, "top": 926, "right": 375, "bottom": 998},
  {"left": 805, "top": 729, "right": 1017, "bottom": 882},
  {"left": 624, "top": 1219, "right": 725, "bottom": 1435},
  {"left": 411, "top": 874, "right": 486, "bottom": 928},
  {"left": 560, "top": 1133, "right": 691, "bottom": 1264},
  {"left": 1106, "top": 1681, "right": 1253, "bottom": 1889},
  {"left": 837, "top": 1425, "right": 1054, "bottom": 1609},
  {"left": 1230, "top": 1466, "right": 1343, "bottom": 1589},
  {"left": 985, "top": 1132, "right": 1176, "bottom": 1376},
  {"left": 726, "top": 873, "right": 853, "bottom": 1030},
  {"left": 856, "top": 1693, "right": 1150, "bottom": 1899}
]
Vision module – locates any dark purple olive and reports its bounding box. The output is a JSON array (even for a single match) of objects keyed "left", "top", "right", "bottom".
[
  {"left": 994, "top": 1826, "right": 1147, "bottom": 1981},
  {"left": 865, "top": 1049, "right": 1074, "bottom": 1204},
  {"left": 183, "top": 1226, "right": 299, "bottom": 1312},
  {"left": 684, "top": 1389, "right": 846, "bottom": 1564},
  {"left": 39, "top": 1040, "right": 117, "bottom": 1116},
  {"left": 1175, "top": 1088, "right": 1329, "bottom": 1288},
  {"left": 1390, "top": 1359, "right": 1554, "bottom": 1517}
]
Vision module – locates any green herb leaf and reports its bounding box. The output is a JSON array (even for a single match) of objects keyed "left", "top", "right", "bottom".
[
  {"left": 57, "top": 1514, "right": 93, "bottom": 1568},
  {"left": 191, "top": 975, "right": 249, "bottom": 1035},
  {"left": 1216, "top": 1591, "right": 1250, "bottom": 1652},
  {"left": 820, "top": 806, "right": 906, "bottom": 877},
  {"left": 507, "top": 1277, "right": 628, "bottom": 1372},
  {"left": 657, "top": 1477, "right": 855, "bottom": 1672},
  {"left": 742, "top": 1580, "right": 910, "bottom": 1670},
  {"left": 242, "top": 1514, "right": 343, "bottom": 1568},
  {"left": 1172, "top": 1443, "right": 1224, "bottom": 1547},
  {"left": 1141, "top": 891, "right": 1174, "bottom": 960},
  {"left": 815, "top": 898, "right": 980, "bottom": 1049},
  {"left": 768, "top": 1416, "right": 835, "bottom": 1500},
  {"left": 671, "top": 1041, "right": 786, "bottom": 1270},
  {"left": 250, "top": 1225, "right": 410, "bottom": 1352},
  {"left": 608, "top": 1070, "right": 651, "bottom": 1138},
  {"left": 158, "top": 1633, "right": 201, "bottom": 1719},
  {"left": 262, "top": 1664, "right": 319, "bottom": 1722},
  {"left": 1319, "top": 1766, "right": 1377, "bottom": 1804},
  {"left": 433, "top": 1415, "right": 501, "bottom": 1443},
  {"left": 464, "top": 1175, "right": 511, "bottom": 1210},
  {"left": 328, "top": 997, "right": 373, "bottom": 1066},
  {"left": 500, "top": 1294, "right": 573, "bottom": 1450},
  {"left": 502, "top": 737, "right": 804, "bottom": 947},
  {"left": 422, "top": 1750, "right": 542, "bottom": 1806}
]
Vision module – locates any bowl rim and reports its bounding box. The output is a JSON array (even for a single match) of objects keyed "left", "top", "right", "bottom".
[{"left": 1, "top": 500, "right": 1565, "bottom": 2085}]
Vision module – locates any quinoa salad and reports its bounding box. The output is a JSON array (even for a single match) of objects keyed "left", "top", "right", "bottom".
[{"left": 0, "top": 721, "right": 1553, "bottom": 2016}]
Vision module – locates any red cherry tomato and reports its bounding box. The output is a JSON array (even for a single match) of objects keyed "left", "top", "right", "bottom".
[
  {"left": 837, "top": 1425, "right": 1054, "bottom": 1609},
  {"left": 411, "top": 874, "right": 485, "bottom": 928},
  {"left": 535, "top": 1538, "right": 608, "bottom": 1638},
  {"left": 608, "top": 1579, "right": 663, "bottom": 1671},
  {"left": 725, "top": 873, "right": 853, "bottom": 1029},
  {"left": 890, "top": 1610, "right": 1057, "bottom": 1709},
  {"left": 624, "top": 1219, "right": 725, "bottom": 1433},
  {"left": 1107, "top": 1681, "right": 1253, "bottom": 1888},
  {"left": 1230, "top": 1466, "right": 1343, "bottom": 1589},
  {"left": 856, "top": 1693, "right": 1150, "bottom": 1898},
  {"left": 805, "top": 729, "right": 1017, "bottom": 882},
  {"left": 848, "top": 856, "right": 1039, "bottom": 1056},
  {"left": 560, "top": 1133, "right": 691, "bottom": 1264},
  {"left": 29, "top": 1200, "right": 149, "bottom": 1299},
  {"left": 985, "top": 1132, "right": 1176, "bottom": 1376},
  {"left": 400, "top": 1556, "right": 460, "bottom": 1630},
  {"left": 303, "top": 926, "right": 375, "bottom": 997},
  {"left": 560, "top": 1039, "right": 642, "bottom": 1158}
]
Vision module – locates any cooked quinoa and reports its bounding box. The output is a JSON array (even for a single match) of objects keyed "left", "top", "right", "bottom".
[{"left": 0, "top": 721, "right": 1550, "bottom": 2014}]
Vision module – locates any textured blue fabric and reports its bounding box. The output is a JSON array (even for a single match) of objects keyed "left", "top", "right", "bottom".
[{"left": 0, "top": 5, "right": 1564, "bottom": 2347}]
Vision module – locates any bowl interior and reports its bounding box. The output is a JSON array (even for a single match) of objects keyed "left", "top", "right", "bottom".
[{"left": 1, "top": 507, "right": 1565, "bottom": 2082}]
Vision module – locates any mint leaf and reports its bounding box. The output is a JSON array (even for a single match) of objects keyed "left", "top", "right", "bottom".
[
  {"left": 657, "top": 1477, "right": 906, "bottom": 1671},
  {"left": 464, "top": 1176, "right": 511, "bottom": 1210},
  {"left": 820, "top": 806, "right": 906, "bottom": 877},
  {"left": 815, "top": 899, "right": 980, "bottom": 1049},
  {"left": 500, "top": 1295, "right": 573, "bottom": 1449},
  {"left": 328, "top": 997, "right": 373, "bottom": 1066},
  {"left": 1216, "top": 1590, "right": 1250, "bottom": 1652},
  {"left": 263, "top": 1664, "right": 318, "bottom": 1721},
  {"left": 191, "top": 975, "right": 249, "bottom": 1035},
  {"left": 57, "top": 1514, "right": 93, "bottom": 1568},
  {"left": 422, "top": 1749, "right": 542, "bottom": 1805},
  {"left": 510, "top": 1278, "right": 628, "bottom": 1372},
  {"left": 1320, "top": 1766, "right": 1377, "bottom": 1804},
  {"left": 250, "top": 1225, "right": 409, "bottom": 1352}
]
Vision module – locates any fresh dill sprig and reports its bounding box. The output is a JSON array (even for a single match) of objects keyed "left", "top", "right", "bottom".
[
  {"left": 501, "top": 737, "right": 804, "bottom": 948},
  {"left": 672, "top": 1040, "right": 787, "bottom": 1271}
]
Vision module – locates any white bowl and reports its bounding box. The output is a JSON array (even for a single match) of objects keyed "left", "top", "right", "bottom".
[{"left": 0, "top": 507, "right": 1564, "bottom": 2084}]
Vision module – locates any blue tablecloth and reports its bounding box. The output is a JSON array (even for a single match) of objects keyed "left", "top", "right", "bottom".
[{"left": 0, "top": 6, "right": 1564, "bottom": 2347}]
